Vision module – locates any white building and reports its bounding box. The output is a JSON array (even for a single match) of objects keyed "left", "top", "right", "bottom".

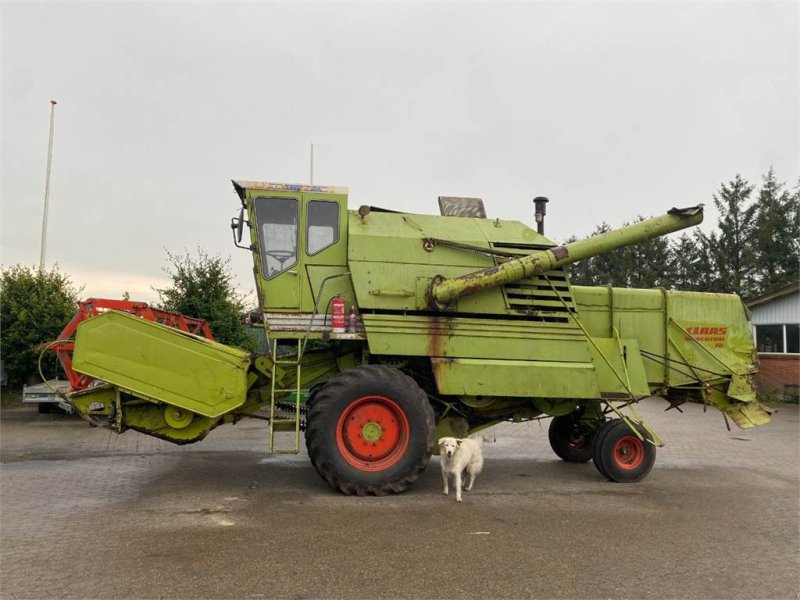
[{"left": 746, "top": 282, "right": 800, "bottom": 402}]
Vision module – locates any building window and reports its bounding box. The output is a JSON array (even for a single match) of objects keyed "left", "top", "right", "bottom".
[
  {"left": 787, "top": 324, "right": 800, "bottom": 354},
  {"left": 755, "top": 324, "right": 800, "bottom": 354}
]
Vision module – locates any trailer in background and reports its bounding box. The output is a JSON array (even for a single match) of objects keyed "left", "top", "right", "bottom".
[{"left": 23, "top": 380, "right": 72, "bottom": 414}]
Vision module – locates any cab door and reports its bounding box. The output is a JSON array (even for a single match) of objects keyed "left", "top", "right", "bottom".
[
  {"left": 252, "top": 193, "right": 301, "bottom": 310},
  {"left": 300, "top": 192, "right": 349, "bottom": 312}
]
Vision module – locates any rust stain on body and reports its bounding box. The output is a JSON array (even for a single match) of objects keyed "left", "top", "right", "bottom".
[
  {"left": 426, "top": 315, "right": 446, "bottom": 359},
  {"left": 427, "top": 315, "right": 446, "bottom": 383}
]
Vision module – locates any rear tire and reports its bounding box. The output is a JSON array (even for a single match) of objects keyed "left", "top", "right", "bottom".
[
  {"left": 593, "top": 420, "right": 656, "bottom": 482},
  {"left": 591, "top": 419, "right": 617, "bottom": 479},
  {"left": 305, "top": 365, "right": 435, "bottom": 496},
  {"left": 548, "top": 413, "right": 598, "bottom": 463}
]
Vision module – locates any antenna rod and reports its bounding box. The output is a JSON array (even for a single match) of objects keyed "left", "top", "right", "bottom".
[
  {"left": 310, "top": 142, "right": 314, "bottom": 184},
  {"left": 40, "top": 99, "right": 57, "bottom": 271}
]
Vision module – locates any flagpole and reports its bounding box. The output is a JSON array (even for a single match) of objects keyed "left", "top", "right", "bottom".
[{"left": 40, "top": 99, "right": 57, "bottom": 270}]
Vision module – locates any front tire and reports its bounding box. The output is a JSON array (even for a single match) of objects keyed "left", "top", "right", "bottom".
[{"left": 305, "top": 365, "right": 435, "bottom": 496}]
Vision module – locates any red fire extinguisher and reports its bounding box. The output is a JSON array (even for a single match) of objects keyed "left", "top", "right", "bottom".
[{"left": 331, "top": 295, "right": 346, "bottom": 333}]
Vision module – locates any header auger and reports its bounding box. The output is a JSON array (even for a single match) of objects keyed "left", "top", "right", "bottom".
[{"left": 57, "top": 181, "right": 770, "bottom": 495}]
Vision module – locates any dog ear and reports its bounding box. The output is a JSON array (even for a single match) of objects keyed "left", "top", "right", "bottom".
[
  {"left": 456, "top": 439, "right": 463, "bottom": 446},
  {"left": 437, "top": 438, "right": 445, "bottom": 447}
]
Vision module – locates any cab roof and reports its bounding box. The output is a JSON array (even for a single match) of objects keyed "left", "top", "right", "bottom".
[{"left": 232, "top": 180, "right": 349, "bottom": 200}]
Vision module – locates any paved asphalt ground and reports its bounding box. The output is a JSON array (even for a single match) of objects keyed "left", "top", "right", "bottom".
[{"left": 1, "top": 398, "right": 798, "bottom": 600}]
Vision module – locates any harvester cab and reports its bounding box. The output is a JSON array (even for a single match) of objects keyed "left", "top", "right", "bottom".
[
  {"left": 231, "top": 181, "right": 351, "bottom": 318},
  {"left": 56, "top": 180, "right": 772, "bottom": 497}
]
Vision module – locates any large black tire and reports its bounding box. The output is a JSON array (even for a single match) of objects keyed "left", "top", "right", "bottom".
[
  {"left": 591, "top": 419, "right": 617, "bottom": 479},
  {"left": 548, "top": 413, "right": 598, "bottom": 463},
  {"left": 593, "top": 420, "right": 656, "bottom": 483},
  {"left": 304, "top": 365, "right": 435, "bottom": 496}
]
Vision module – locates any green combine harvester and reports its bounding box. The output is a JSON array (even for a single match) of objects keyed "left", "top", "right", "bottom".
[{"left": 58, "top": 181, "right": 771, "bottom": 495}]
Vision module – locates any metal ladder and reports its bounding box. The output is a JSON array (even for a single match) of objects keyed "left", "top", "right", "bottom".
[{"left": 268, "top": 339, "right": 303, "bottom": 454}]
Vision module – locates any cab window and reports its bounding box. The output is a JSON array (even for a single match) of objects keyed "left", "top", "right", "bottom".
[
  {"left": 306, "top": 200, "right": 339, "bottom": 255},
  {"left": 255, "top": 197, "right": 298, "bottom": 279}
]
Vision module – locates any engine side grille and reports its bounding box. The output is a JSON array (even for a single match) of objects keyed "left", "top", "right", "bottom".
[{"left": 490, "top": 242, "right": 577, "bottom": 323}]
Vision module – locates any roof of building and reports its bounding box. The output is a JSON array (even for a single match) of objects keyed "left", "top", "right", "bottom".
[{"left": 745, "top": 282, "right": 800, "bottom": 309}]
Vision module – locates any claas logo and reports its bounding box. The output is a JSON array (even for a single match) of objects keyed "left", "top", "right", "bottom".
[
  {"left": 686, "top": 326, "right": 728, "bottom": 336},
  {"left": 684, "top": 325, "right": 729, "bottom": 348}
]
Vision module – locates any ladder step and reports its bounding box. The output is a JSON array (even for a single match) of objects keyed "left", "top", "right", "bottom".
[{"left": 269, "top": 338, "right": 302, "bottom": 454}]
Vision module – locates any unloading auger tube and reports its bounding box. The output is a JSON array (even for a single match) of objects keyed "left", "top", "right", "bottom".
[{"left": 430, "top": 205, "right": 703, "bottom": 308}]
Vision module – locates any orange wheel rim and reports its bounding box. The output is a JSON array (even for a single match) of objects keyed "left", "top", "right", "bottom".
[
  {"left": 336, "top": 395, "right": 410, "bottom": 472},
  {"left": 613, "top": 435, "right": 645, "bottom": 470}
]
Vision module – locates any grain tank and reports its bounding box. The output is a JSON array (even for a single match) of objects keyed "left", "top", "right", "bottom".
[{"left": 61, "top": 181, "right": 770, "bottom": 496}]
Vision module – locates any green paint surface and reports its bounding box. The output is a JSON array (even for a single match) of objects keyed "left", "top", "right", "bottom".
[{"left": 72, "top": 311, "right": 250, "bottom": 418}]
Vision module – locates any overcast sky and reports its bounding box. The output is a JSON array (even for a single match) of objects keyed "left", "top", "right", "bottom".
[{"left": 2, "top": 0, "right": 797, "bottom": 305}]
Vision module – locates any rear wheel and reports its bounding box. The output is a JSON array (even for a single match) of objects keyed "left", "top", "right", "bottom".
[
  {"left": 305, "top": 365, "right": 435, "bottom": 496},
  {"left": 548, "top": 413, "right": 598, "bottom": 463},
  {"left": 591, "top": 420, "right": 616, "bottom": 479},
  {"left": 593, "top": 419, "right": 656, "bottom": 482}
]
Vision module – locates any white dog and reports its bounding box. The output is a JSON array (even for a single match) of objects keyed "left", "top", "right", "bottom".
[{"left": 438, "top": 435, "right": 484, "bottom": 502}]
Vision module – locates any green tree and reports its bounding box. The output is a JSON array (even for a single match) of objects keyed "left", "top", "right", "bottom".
[
  {"left": 567, "top": 169, "right": 799, "bottom": 297},
  {"left": 0, "top": 265, "right": 79, "bottom": 385},
  {"left": 565, "top": 223, "right": 615, "bottom": 286},
  {"left": 706, "top": 174, "right": 757, "bottom": 296},
  {"left": 751, "top": 168, "right": 799, "bottom": 295},
  {"left": 585, "top": 223, "right": 622, "bottom": 286},
  {"left": 691, "top": 231, "right": 720, "bottom": 292},
  {"left": 155, "top": 249, "right": 257, "bottom": 352},
  {"left": 563, "top": 235, "right": 590, "bottom": 285},
  {"left": 668, "top": 232, "right": 706, "bottom": 291},
  {"left": 624, "top": 220, "right": 672, "bottom": 288},
  {"left": 566, "top": 218, "right": 673, "bottom": 288}
]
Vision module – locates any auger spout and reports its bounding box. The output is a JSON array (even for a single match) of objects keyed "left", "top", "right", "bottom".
[{"left": 431, "top": 205, "right": 703, "bottom": 307}]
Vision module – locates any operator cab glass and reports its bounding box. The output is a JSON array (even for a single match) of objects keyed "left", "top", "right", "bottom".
[
  {"left": 307, "top": 200, "right": 339, "bottom": 255},
  {"left": 255, "top": 197, "right": 298, "bottom": 279}
]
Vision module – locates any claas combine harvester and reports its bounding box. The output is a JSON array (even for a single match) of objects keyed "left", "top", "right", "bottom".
[{"left": 52, "top": 181, "right": 772, "bottom": 495}]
